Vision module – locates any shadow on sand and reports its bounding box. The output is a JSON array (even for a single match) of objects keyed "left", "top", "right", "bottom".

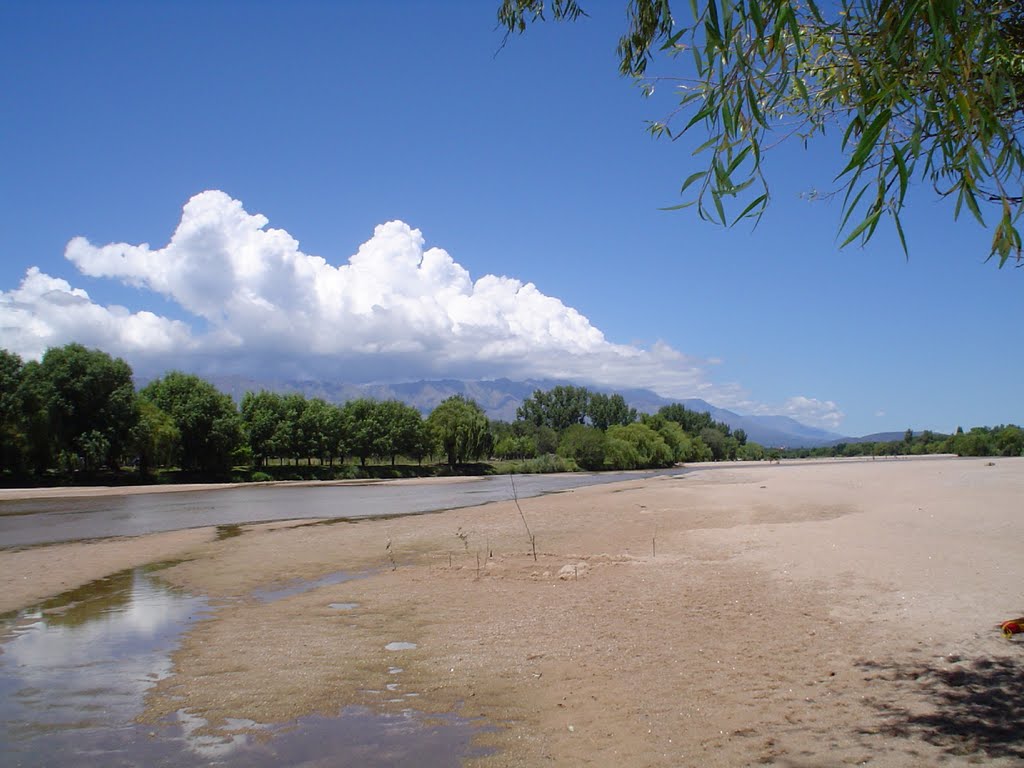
[{"left": 858, "top": 649, "right": 1024, "bottom": 760}]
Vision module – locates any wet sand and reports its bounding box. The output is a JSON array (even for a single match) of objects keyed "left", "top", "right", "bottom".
[
  {"left": 0, "top": 528, "right": 217, "bottom": 614},
  {"left": 3, "top": 456, "right": 1023, "bottom": 765}
]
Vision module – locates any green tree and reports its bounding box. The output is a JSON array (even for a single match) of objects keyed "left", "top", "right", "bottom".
[
  {"left": 323, "top": 402, "right": 347, "bottom": 466},
  {"left": 499, "top": 0, "right": 1024, "bottom": 265},
  {"left": 0, "top": 350, "right": 25, "bottom": 473},
  {"left": 516, "top": 385, "right": 591, "bottom": 432},
  {"left": 299, "top": 397, "right": 336, "bottom": 465},
  {"left": 699, "top": 426, "right": 730, "bottom": 461},
  {"left": 558, "top": 423, "right": 607, "bottom": 470},
  {"left": 28, "top": 343, "right": 137, "bottom": 471},
  {"left": 495, "top": 434, "right": 537, "bottom": 460},
  {"left": 278, "top": 394, "right": 312, "bottom": 464},
  {"left": 141, "top": 372, "right": 243, "bottom": 475},
  {"left": 994, "top": 424, "right": 1024, "bottom": 456},
  {"left": 658, "top": 403, "right": 730, "bottom": 437},
  {"left": 737, "top": 441, "right": 766, "bottom": 460},
  {"left": 654, "top": 419, "right": 692, "bottom": 462},
  {"left": 534, "top": 424, "right": 560, "bottom": 455},
  {"left": 691, "top": 436, "right": 715, "bottom": 461},
  {"left": 14, "top": 360, "right": 51, "bottom": 473},
  {"left": 607, "top": 423, "right": 674, "bottom": 468},
  {"left": 604, "top": 435, "right": 640, "bottom": 469},
  {"left": 428, "top": 395, "right": 492, "bottom": 467},
  {"left": 130, "top": 398, "right": 180, "bottom": 476},
  {"left": 406, "top": 416, "right": 435, "bottom": 465},
  {"left": 377, "top": 400, "right": 427, "bottom": 466},
  {"left": 492, "top": 420, "right": 540, "bottom": 459},
  {"left": 241, "top": 391, "right": 286, "bottom": 467},
  {"left": 587, "top": 392, "right": 637, "bottom": 431},
  {"left": 342, "top": 398, "right": 384, "bottom": 467}
]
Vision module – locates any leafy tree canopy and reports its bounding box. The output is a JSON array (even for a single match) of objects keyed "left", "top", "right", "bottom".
[
  {"left": 588, "top": 392, "right": 638, "bottom": 431},
  {"left": 428, "top": 395, "right": 492, "bottom": 467},
  {"left": 241, "top": 390, "right": 286, "bottom": 467},
  {"left": 341, "top": 398, "right": 385, "bottom": 466},
  {"left": 0, "top": 350, "right": 25, "bottom": 471},
  {"left": 141, "top": 372, "right": 243, "bottom": 475},
  {"left": 558, "top": 423, "right": 607, "bottom": 469},
  {"left": 25, "top": 343, "right": 137, "bottom": 470},
  {"left": 499, "top": 0, "right": 1024, "bottom": 266},
  {"left": 516, "top": 385, "right": 591, "bottom": 432},
  {"left": 131, "top": 398, "right": 180, "bottom": 476}
]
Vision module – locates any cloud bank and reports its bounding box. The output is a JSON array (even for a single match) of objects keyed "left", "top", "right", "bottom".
[{"left": 0, "top": 191, "right": 844, "bottom": 428}]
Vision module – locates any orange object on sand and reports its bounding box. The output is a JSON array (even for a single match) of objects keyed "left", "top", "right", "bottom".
[{"left": 1000, "top": 618, "right": 1024, "bottom": 639}]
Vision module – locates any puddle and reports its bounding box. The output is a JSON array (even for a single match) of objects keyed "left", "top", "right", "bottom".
[
  {"left": 328, "top": 602, "right": 359, "bottom": 611},
  {"left": 0, "top": 567, "right": 493, "bottom": 766},
  {"left": 0, "top": 565, "right": 209, "bottom": 766},
  {"left": 253, "top": 569, "right": 368, "bottom": 603},
  {"left": 385, "top": 641, "right": 418, "bottom": 651},
  {"left": 169, "top": 706, "right": 496, "bottom": 766}
]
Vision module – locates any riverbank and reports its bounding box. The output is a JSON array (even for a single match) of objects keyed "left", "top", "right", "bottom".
[
  {"left": 0, "top": 475, "right": 482, "bottom": 503},
  {"left": 3, "top": 456, "right": 1023, "bottom": 765},
  {"left": 0, "top": 454, "right": 957, "bottom": 503}
]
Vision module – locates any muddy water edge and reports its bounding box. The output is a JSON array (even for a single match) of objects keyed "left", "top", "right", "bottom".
[{"left": 0, "top": 553, "right": 493, "bottom": 767}]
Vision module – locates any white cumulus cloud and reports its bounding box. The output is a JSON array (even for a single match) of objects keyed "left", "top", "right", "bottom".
[
  {"left": 778, "top": 396, "right": 845, "bottom": 430},
  {"left": 0, "top": 267, "right": 195, "bottom": 364},
  {"left": 1, "top": 191, "right": 844, "bottom": 428}
]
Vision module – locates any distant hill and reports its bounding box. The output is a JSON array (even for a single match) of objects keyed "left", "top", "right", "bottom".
[
  {"left": 828, "top": 430, "right": 950, "bottom": 446},
  {"left": 835, "top": 431, "right": 907, "bottom": 445},
  {"left": 185, "top": 375, "right": 855, "bottom": 449}
]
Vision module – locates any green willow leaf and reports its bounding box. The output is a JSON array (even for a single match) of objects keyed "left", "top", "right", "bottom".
[
  {"left": 733, "top": 193, "right": 768, "bottom": 224},
  {"left": 839, "top": 109, "right": 892, "bottom": 178}
]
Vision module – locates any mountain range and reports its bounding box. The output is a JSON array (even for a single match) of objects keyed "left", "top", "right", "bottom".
[{"left": 194, "top": 375, "right": 855, "bottom": 448}]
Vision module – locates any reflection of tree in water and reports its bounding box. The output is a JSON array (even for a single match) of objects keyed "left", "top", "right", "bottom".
[
  {"left": 859, "top": 653, "right": 1024, "bottom": 760},
  {"left": 36, "top": 569, "right": 137, "bottom": 629}
]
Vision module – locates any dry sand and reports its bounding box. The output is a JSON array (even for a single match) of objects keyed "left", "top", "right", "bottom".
[{"left": 2, "top": 456, "right": 1023, "bottom": 766}]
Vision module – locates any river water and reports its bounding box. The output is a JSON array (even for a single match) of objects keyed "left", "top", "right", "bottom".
[{"left": 0, "top": 468, "right": 688, "bottom": 548}]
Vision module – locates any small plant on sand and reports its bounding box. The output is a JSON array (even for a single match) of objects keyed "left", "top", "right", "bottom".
[
  {"left": 385, "top": 538, "right": 396, "bottom": 571},
  {"left": 510, "top": 475, "right": 537, "bottom": 562}
]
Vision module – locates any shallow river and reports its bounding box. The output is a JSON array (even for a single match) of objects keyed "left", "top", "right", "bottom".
[
  {"left": 0, "top": 468, "right": 686, "bottom": 765},
  {"left": 0, "top": 468, "right": 687, "bottom": 548}
]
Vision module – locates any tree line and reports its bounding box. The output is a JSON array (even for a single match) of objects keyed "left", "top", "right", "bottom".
[
  {"left": 0, "top": 345, "right": 748, "bottom": 480},
  {"left": 495, "top": 385, "right": 763, "bottom": 470},
  {"left": 780, "top": 427, "right": 1024, "bottom": 460},
  {"left": 2, "top": 344, "right": 1017, "bottom": 483},
  {"left": 0, "top": 344, "right": 498, "bottom": 479}
]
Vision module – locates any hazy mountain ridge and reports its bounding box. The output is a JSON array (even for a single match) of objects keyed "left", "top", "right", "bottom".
[{"left": 197, "top": 375, "right": 851, "bottom": 448}]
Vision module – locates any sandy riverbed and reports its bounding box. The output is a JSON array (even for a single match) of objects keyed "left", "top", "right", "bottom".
[{"left": 3, "top": 456, "right": 1023, "bottom": 766}]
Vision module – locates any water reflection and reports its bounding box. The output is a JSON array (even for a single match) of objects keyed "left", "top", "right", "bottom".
[
  {"left": 253, "top": 569, "right": 369, "bottom": 603},
  {"left": 0, "top": 567, "right": 491, "bottom": 766},
  {"left": 0, "top": 567, "right": 208, "bottom": 765}
]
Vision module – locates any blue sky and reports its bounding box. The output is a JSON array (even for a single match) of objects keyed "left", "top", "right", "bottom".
[{"left": 1, "top": 0, "right": 1020, "bottom": 437}]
